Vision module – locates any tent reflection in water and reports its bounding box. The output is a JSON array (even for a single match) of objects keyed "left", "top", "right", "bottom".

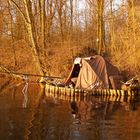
[{"left": 65, "top": 55, "right": 122, "bottom": 90}]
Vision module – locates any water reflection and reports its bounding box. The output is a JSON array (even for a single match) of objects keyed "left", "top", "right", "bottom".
[
  {"left": 121, "top": 95, "right": 139, "bottom": 111},
  {"left": 0, "top": 78, "right": 140, "bottom": 140},
  {"left": 22, "top": 82, "right": 28, "bottom": 108},
  {"left": 68, "top": 94, "right": 140, "bottom": 140},
  {"left": 0, "top": 78, "right": 13, "bottom": 95},
  {"left": 70, "top": 101, "right": 79, "bottom": 119},
  {"left": 46, "top": 90, "right": 140, "bottom": 140}
]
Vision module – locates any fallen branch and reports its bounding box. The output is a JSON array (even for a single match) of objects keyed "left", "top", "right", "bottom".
[{"left": 0, "top": 65, "right": 22, "bottom": 79}]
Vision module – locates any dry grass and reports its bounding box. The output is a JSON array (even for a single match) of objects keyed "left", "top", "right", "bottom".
[
  {"left": 0, "top": 38, "right": 38, "bottom": 74},
  {"left": 110, "top": 46, "right": 140, "bottom": 80},
  {"left": 0, "top": 37, "right": 140, "bottom": 81}
]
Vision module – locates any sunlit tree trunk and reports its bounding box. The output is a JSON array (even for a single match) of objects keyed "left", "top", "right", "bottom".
[
  {"left": 9, "top": 0, "right": 44, "bottom": 75},
  {"left": 96, "top": 0, "right": 105, "bottom": 55},
  {"left": 70, "top": 0, "right": 73, "bottom": 35},
  {"left": 63, "top": 0, "right": 67, "bottom": 38},
  {"left": 33, "top": 0, "right": 40, "bottom": 46},
  {"left": 7, "top": 0, "right": 17, "bottom": 68},
  {"left": 131, "top": 0, "right": 136, "bottom": 51},
  {"left": 109, "top": 0, "right": 115, "bottom": 52},
  {"left": 46, "top": 0, "right": 56, "bottom": 40},
  {"left": 40, "top": 0, "right": 45, "bottom": 56},
  {"left": 128, "top": 0, "right": 136, "bottom": 68},
  {"left": 55, "top": 0, "right": 64, "bottom": 42},
  {"left": 23, "top": 0, "right": 44, "bottom": 75}
]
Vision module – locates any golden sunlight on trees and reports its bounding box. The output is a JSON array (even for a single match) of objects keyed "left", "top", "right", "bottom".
[{"left": 0, "top": 0, "right": 140, "bottom": 78}]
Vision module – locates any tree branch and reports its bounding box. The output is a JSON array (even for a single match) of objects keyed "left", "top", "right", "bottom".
[
  {"left": 8, "top": 0, "right": 31, "bottom": 24},
  {"left": 0, "top": 64, "right": 22, "bottom": 78}
]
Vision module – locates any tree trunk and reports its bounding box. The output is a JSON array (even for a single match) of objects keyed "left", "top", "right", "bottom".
[
  {"left": 70, "top": 0, "right": 73, "bottom": 35},
  {"left": 97, "top": 0, "right": 105, "bottom": 55},
  {"left": 7, "top": 0, "right": 17, "bottom": 68},
  {"left": 109, "top": 0, "right": 115, "bottom": 52},
  {"left": 128, "top": 0, "right": 136, "bottom": 68},
  {"left": 23, "top": 0, "right": 44, "bottom": 75},
  {"left": 40, "top": 0, "right": 45, "bottom": 55},
  {"left": 56, "top": 0, "right": 64, "bottom": 42}
]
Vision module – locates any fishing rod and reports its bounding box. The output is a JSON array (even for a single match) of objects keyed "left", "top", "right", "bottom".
[{"left": 0, "top": 71, "right": 64, "bottom": 79}]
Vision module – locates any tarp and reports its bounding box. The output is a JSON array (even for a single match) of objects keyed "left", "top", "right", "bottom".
[{"left": 65, "top": 55, "right": 120, "bottom": 89}]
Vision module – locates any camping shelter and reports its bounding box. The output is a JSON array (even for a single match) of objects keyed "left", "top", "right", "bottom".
[{"left": 65, "top": 55, "right": 121, "bottom": 89}]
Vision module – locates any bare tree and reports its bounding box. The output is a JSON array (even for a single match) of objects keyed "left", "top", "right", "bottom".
[
  {"left": 88, "top": 0, "right": 105, "bottom": 54},
  {"left": 9, "top": 0, "right": 44, "bottom": 75},
  {"left": 55, "top": 0, "right": 65, "bottom": 41},
  {"left": 40, "top": 0, "right": 45, "bottom": 56},
  {"left": 45, "top": 0, "right": 56, "bottom": 41},
  {"left": 109, "top": 0, "right": 115, "bottom": 51},
  {"left": 7, "top": 0, "right": 17, "bottom": 67},
  {"left": 97, "top": 0, "right": 105, "bottom": 55},
  {"left": 70, "top": 0, "right": 73, "bottom": 34}
]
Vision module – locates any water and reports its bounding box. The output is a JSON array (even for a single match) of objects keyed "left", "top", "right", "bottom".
[{"left": 0, "top": 78, "right": 140, "bottom": 140}]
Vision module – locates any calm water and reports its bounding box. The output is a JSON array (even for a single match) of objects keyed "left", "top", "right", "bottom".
[{"left": 0, "top": 78, "right": 140, "bottom": 140}]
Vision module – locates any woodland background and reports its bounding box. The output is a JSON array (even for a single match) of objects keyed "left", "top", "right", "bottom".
[{"left": 0, "top": 0, "right": 140, "bottom": 79}]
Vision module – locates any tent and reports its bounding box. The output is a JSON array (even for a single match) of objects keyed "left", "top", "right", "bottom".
[{"left": 65, "top": 55, "right": 121, "bottom": 89}]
